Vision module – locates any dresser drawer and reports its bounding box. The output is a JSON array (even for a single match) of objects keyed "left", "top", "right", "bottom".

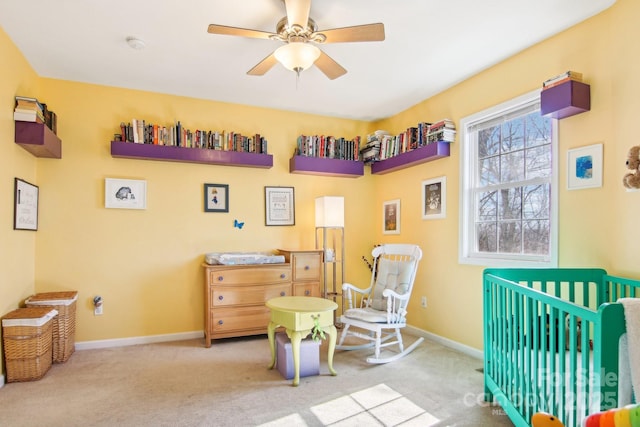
[
  {"left": 211, "top": 284, "right": 290, "bottom": 307},
  {"left": 291, "top": 253, "right": 321, "bottom": 281},
  {"left": 209, "top": 266, "right": 290, "bottom": 286},
  {"left": 293, "top": 282, "right": 320, "bottom": 298},
  {"left": 210, "top": 306, "right": 271, "bottom": 334}
]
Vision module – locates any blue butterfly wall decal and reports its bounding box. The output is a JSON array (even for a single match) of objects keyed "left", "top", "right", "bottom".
[{"left": 233, "top": 219, "right": 245, "bottom": 229}]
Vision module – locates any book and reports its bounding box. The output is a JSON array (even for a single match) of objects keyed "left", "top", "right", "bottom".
[
  {"left": 15, "top": 95, "right": 38, "bottom": 103},
  {"left": 14, "top": 110, "right": 44, "bottom": 123},
  {"left": 541, "top": 76, "right": 581, "bottom": 90},
  {"left": 14, "top": 101, "right": 42, "bottom": 112},
  {"left": 543, "top": 71, "right": 582, "bottom": 87}
]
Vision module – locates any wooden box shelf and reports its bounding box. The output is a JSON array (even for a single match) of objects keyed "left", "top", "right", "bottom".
[
  {"left": 370, "top": 140, "right": 450, "bottom": 175},
  {"left": 289, "top": 155, "right": 364, "bottom": 178},
  {"left": 111, "top": 141, "right": 273, "bottom": 168},
  {"left": 541, "top": 80, "right": 590, "bottom": 119},
  {"left": 15, "top": 122, "right": 61, "bottom": 159}
]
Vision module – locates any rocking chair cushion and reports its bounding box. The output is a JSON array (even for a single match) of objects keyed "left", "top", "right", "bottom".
[
  {"left": 370, "top": 258, "right": 416, "bottom": 311},
  {"left": 343, "top": 307, "right": 398, "bottom": 323}
]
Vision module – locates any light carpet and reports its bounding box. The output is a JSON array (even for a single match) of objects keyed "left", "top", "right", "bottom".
[{"left": 0, "top": 334, "right": 514, "bottom": 426}]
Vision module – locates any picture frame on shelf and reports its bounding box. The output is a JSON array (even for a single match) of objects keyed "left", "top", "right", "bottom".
[
  {"left": 382, "top": 199, "right": 400, "bottom": 235},
  {"left": 204, "top": 183, "right": 229, "bottom": 213},
  {"left": 105, "top": 178, "right": 147, "bottom": 209},
  {"left": 14, "top": 178, "right": 38, "bottom": 231},
  {"left": 421, "top": 176, "right": 446, "bottom": 220},
  {"left": 265, "top": 186, "right": 295, "bottom": 226},
  {"left": 567, "top": 143, "right": 603, "bottom": 190}
]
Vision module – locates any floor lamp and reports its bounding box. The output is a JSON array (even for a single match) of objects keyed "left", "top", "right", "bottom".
[{"left": 315, "top": 196, "right": 345, "bottom": 323}]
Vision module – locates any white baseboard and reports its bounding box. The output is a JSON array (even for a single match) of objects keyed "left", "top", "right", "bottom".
[
  {"left": 405, "top": 325, "right": 483, "bottom": 360},
  {"left": 0, "top": 374, "right": 4, "bottom": 388},
  {"left": 75, "top": 330, "right": 204, "bottom": 350}
]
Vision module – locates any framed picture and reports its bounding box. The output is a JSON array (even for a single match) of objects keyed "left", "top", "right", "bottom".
[
  {"left": 204, "top": 183, "right": 229, "bottom": 212},
  {"left": 265, "top": 186, "right": 295, "bottom": 226},
  {"left": 14, "top": 178, "right": 39, "bottom": 231},
  {"left": 105, "top": 178, "right": 147, "bottom": 209},
  {"left": 382, "top": 199, "right": 400, "bottom": 234},
  {"left": 421, "top": 176, "right": 446, "bottom": 220},
  {"left": 567, "top": 143, "right": 603, "bottom": 190}
]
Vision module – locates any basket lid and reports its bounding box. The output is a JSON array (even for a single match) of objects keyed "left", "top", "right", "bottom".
[
  {"left": 26, "top": 291, "right": 78, "bottom": 305},
  {"left": 2, "top": 307, "right": 58, "bottom": 327}
]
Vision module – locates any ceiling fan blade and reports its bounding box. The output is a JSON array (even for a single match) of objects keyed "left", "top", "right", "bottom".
[
  {"left": 284, "top": 0, "right": 311, "bottom": 28},
  {"left": 314, "top": 50, "right": 347, "bottom": 80},
  {"left": 317, "top": 23, "right": 385, "bottom": 43},
  {"left": 207, "top": 24, "right": 276, "bottom": 40},
  {"left": 247, "top": 52, "right": 279, "bottom": 76}
]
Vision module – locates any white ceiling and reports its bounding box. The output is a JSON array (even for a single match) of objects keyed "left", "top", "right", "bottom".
[{"left": 0, "top": 0, "right": 615, "bottom": 122}]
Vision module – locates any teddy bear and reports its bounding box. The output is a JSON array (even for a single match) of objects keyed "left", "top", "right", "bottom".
[{"left": 623, "top": 145, "right": 640, "bottom": 189}]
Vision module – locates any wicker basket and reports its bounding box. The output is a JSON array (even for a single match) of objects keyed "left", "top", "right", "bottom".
[
  {"left": 2, "top": 307, "right": 57, "bottom": 382},
  {"left": 25, "top": 291, "right": 77, "bottom": 363}
]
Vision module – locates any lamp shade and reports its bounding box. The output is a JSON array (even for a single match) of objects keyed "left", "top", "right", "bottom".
[
  {"left": 315, "top": 196, "right": 344, "bottom": 227},
  {"left": 274, "top": 42, "right": 321, "bottom": 72}
]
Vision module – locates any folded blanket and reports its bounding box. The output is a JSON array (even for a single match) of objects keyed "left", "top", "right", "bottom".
[{"left": 619, "top": 298, "right": 640, "bottom": 400}]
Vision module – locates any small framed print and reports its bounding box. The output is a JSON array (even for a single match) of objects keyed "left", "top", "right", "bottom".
[
  {"left": 105, "top": 178, "right": 147, "bottom": 209},
  {"left": 265, "top": 186, "right": 295, "bottom": 226},
  {"left": 422, "top": 176, "right": 446, "bottom": 220},
  {"left": 567, "top": 143, "right": 603, "bottom": 190},
  {"left": 204, "top": 183, "right": 229, "bottom": 212},
  {"left": 382, "top": 199, "right": 400, "bottom": 235},
  {"left": 14, "top": 178, "right": 39, "bottom": 231}
]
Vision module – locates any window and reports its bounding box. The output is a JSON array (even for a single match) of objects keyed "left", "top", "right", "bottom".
[{"left": 459, "top": 90, "right": 558, "bottom": 267}]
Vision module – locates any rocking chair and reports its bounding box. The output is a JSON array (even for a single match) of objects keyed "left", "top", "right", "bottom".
[{"left": 337, "top": 244, "right": 424, "bottom": 363}]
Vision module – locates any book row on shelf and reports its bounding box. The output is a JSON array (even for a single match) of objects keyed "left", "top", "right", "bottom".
[
  {"left": 542, "top": 70, "right": 583, "bottom": 90},
  {"left": 115, "top": 120, "right": 268, "bottom": 154},
  {"left": 13, "top": 96, "right": 58, "bottom": 134},
  {"left": 360, "top": 119, "right": 456, "bottom": 164},
  {"left": 295, "top": 134, "right": 361, "bottom": 161}
]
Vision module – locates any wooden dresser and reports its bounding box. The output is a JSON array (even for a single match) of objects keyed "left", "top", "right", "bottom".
[{"left": 203, "top": 250, "right": 323, "bottom": 347}]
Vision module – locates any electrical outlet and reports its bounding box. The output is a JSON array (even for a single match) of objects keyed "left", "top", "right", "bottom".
[
  {"left": 94, "top": 304, "right": 103, "bottom": 316},
  {"left": 421, "top": 296, "right": 427, "bottom": 308}
]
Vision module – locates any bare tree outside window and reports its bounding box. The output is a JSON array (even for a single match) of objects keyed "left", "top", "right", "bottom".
[{"left": 460, "top": 91, "right": 557, "bottom": 267}]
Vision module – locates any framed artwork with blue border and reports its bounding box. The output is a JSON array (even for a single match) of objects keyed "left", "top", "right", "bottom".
[
  {"left": 567, "top": 143, "right": 603, "bottom": 190},
  {"left": 204, "top": 183, "right": 229, "bottom": 212}
]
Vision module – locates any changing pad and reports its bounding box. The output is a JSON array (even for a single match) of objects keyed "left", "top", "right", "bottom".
[{"left": 204, "top": 252, "right": 285, "bottom": 265}]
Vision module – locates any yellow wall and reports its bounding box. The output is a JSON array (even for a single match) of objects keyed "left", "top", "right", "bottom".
[
  {"left": 33, "top": 81, "right": 376, "bottom": 342},
  {"left": 0, "top": 27, "right": 41, "bottom": 365},
  {"left": 370, "top": 0, "right": 640, "bottom": 348},
  {"left": 2, "top": 0, "right": 640, "bottom": 378}
]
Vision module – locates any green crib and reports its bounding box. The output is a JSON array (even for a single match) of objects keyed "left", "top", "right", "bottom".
[{"left": 483, "top": 268, "right": 640, "bottom": 427}]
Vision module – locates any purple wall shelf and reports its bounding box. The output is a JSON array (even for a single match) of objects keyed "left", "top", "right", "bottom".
[
  {"left": 541, "top": 80, "right": 590, "bottom": 119},
  {"left": 289, "top": 155, "right": 364, "bottom": 178},
  {"left": 110, "top": 141, "right": 273, "bottom": 168},
  {"left": 370, "top": 141, "right": 450, "bottom": 175},
  {"left": 15, "top": 121, "right": 61, "bottom": 159}
]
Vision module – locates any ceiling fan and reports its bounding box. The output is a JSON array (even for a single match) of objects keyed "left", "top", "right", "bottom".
[{"left": 207, "top": 0, "right": 385, "bottom": 80}]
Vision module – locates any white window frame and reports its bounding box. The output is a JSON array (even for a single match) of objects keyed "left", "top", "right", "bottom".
[{"left": 458, "top": 89, "right": 558, "bottom": 267}]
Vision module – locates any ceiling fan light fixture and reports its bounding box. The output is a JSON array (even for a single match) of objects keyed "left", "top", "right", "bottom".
[{"left": 274, "top": 42, "right": 320, "bottom": 73}]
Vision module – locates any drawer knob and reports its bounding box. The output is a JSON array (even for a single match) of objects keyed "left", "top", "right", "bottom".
[
  {"left": 304, "top": 265, "right": 310, "bottom": 270},
  {"left": 217, "top": 276, "right": 224, "bottom": 281},
  {"left": 218, "top": 295, "right": 224, "bottom": 301},
  {"left": 280, "top": 274, "right": 286, "bottom": 279},
  {"left": 218, "top": 320, "right": 224, "bottom": 325},
  {"left": 280, "top": 291, "right": 286, "bottom": 296}
]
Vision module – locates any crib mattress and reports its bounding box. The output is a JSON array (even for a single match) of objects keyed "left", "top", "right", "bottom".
[{"left": 204, "top": 252, "right": 285, "bottom": 265}]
